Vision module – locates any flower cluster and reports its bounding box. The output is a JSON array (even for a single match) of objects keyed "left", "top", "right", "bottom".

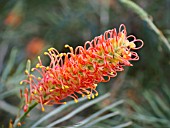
[{"left": 20, "top": 24, "right": 143, "bottom": 112}]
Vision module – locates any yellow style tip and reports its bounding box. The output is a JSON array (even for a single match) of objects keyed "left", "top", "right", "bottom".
[
  {"left": 64, "top": 85, "right": 69, "bottom": 89},
  {"left": 30, "top": 74, "right": 33, "bottom": 76},
  {"left": 87, "top": 95, "right": 91, "bottom": 100},
  {"left": 25, "top": 70, "right": 29, "bottom": 75},
  {"left": 74, "top": 99, "right": 78, "bottom": 103},
  {"left": 46, "top": 66, "right": 49, "bottom": 70},
  {"left": 44, "top": 52, "right": 48, "bottom": 55},
  {"left": 48, "top": 48, "right": 53, "bottom": 51},
  {"left": 39, "top": 66, "right": 43, "bottom": 68},
  {"left": 20, "top": 81, "right": 23, "bottom": 85},
  {"left": 36, "top": 64, "right": 40, "bottom": 68},
  {"left": 65, "top": 44, "right": 69, "bottom": 48},
  {"left": 92, "top": 94, "right": 95, "bottom": 99},
  {"left": 95, "top": 92, "right": 98, "bottom": 97},
  {"left": 39, "top": 86, "right": 43, "bottom": 91},
  {"left": 49, "top": 74, "right": 54, "bottom": 77},
  {"left": 34, "top": 90, "right": 37, "bottom": 94},
  {"left": 129, "top": 42, "right": 136, "bottom": 48},
  {"left": 49, "top": 89, "right": 54, "bottom": 92},
  {"left": 42, "top": 107, "right": 45, "bottom": 112},
  {"left": 48, "top": 47, "right": 55, "bottom": 51},
  {"left": 38, "top": 56, "right": 40, "bottom": 60},
  {"left": 110, "top": 72, "right": 113, "bottom": 75},
  {"left": 59, "top": 53, "right": 64, "bottom": 57},
  {"left": 94, "top": 84, "right": 98, "bottom": 87}
]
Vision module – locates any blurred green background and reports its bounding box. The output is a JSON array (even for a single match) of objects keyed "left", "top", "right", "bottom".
[{"left": 0, "top": 0, "right": 170, "bottom": 127}]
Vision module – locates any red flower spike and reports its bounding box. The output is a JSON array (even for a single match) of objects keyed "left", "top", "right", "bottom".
[{"left": 20, "top": 24, "right": 143, "bottom": 111}]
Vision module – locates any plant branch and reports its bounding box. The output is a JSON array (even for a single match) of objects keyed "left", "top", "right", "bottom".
[{"left": 13, "top": 102, "right": 38, "bottom": 128}]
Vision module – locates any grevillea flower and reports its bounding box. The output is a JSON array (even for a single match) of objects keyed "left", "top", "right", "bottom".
[{"left": 20, "top": 24, "right": 143, "bottom": 112}]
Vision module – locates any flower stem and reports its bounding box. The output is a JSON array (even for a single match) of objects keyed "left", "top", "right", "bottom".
[{"left": 13, "top": 102, "right": 38, "bottom": 128}]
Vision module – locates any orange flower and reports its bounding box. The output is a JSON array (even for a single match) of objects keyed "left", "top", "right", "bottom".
[
  {"left": 20, "top": 24, "right": 143, "bottom": 112},
  {"left": 4, "top": 11, "right": 22, "bottom": 27},
  {"left": 26, "top": 37, "right": 45, "bottom": 59}
]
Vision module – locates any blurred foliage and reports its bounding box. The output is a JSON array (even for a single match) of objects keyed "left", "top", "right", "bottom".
[
  {"left": 123, "top": 84, "right": 170, "bottom": 128},
  {"left": 0, "top": 0, "right": 169, "bottom": 127}
]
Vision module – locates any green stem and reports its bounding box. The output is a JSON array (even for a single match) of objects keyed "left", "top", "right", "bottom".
[
  {"left": 13, "top": 102, "right": 38, "bottom": 127},
  {"left": 119, "top": 0, "right": 170, "bottom": 52}
]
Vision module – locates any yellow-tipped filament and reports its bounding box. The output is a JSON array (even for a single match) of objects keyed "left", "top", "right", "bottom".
[
  {"left": 74, "top": 99, "right": 78, "bottom": 103},
  {"left": 92, "top": 94, "right": 95, "bottom": 99},
  {"left": 44, "top": 52, "right": 48, "bottom": 55},
  {"left": 36, "top": 64, "right": 40, "bottom": 68},
  {"left": 31, "top": 68, "right": 34, "bottom": 72},
  {"left": 39, "top": 86, "right": 43, "bottom": 91},
  {"left": 95, "top": 92, "right": 98, "bottom": 97},
  {"left": 42, "top": 107, "right": 45, "bottom": 112},
  {"left": 25, "top": 70, "right": 29, "bottom": 75}
]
